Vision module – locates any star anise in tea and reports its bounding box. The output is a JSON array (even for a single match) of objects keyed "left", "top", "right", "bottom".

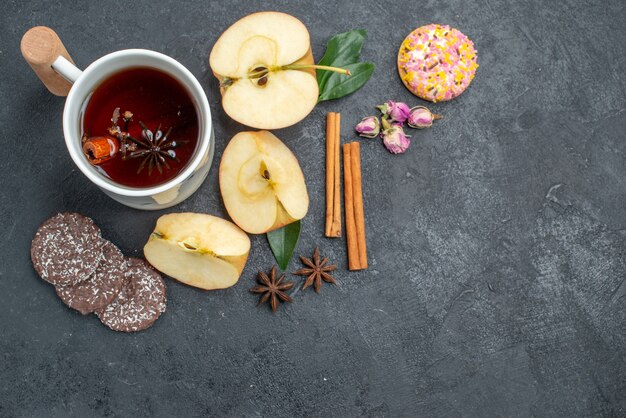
[
  {"left": 83, "top": 107, "right": 188, "bottom": 176},
  {"left": 126, "top": 121, "right": 187, "bottom": 175}
]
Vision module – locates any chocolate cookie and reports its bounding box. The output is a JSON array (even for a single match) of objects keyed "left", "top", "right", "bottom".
[
  {"left": 31, "top": 212, "right": 104, "bottom": 286},
  {"left": 96, "top": 258, "right": 167, "bottom": 332},
  {"left": 55, "top": 240, "right": 127, "bottom": 315}
]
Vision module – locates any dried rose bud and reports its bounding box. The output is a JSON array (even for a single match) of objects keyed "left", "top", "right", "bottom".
[
  {"left": 407, "top": 106, "right": 442, "bottom": 129},
  {"left": 377, "top": 100, "right": 411, "bottom": 124},
  {"left": 355, "top": 116, "right": 380, "bottom": 138},
  {"left": 381, "top": 119, "right": 411, "bottom": 154}
]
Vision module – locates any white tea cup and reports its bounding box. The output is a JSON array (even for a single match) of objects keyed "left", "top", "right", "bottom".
[{"left": 21, "top": 27, "right": 214, "bottom": 210}]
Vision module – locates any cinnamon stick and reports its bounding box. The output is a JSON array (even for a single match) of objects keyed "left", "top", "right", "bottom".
[
  {"left": 342, "top": 143, "right": 359, "bottom": 269},
  {"left": 82, "top": 136, "right": 119, "bottom": 165},
  {"left": 349, "top": 142, "right": 368, "bottom": 269},
  {"left": 325, "top": 112, "right": 336, "bottom": 237},
  {"left": 325, "top": 112, "right": 342, "bottom": 238},
  {"left": 331, "top": 113, "right": 342, "bottom": 237}
]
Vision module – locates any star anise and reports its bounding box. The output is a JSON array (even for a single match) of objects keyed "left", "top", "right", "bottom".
[
  {"left": 126, "top": 121, "right": 185, "bottom": 175},
  {"left": 294, "top": 247, "right": 337, "bottom": 293},
  {"left": 250, "top": 266, "right": 294, "bottom": 312},
  {"left": 106, "top": 107, "right": 186, "bottom": 175}
]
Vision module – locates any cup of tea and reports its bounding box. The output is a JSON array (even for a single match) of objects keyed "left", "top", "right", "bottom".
[{"left": 20, "top": 26, "right": 214, "bottom": 210}]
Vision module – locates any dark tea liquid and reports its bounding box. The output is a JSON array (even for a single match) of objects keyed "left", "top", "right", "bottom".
[{"left": 82, "top": 67, "right": 199, "bottom": 188}]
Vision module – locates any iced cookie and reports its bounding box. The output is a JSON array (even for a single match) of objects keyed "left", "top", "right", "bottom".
[{"left": 397, "top": 24, "right": 478, "bottom": 102}]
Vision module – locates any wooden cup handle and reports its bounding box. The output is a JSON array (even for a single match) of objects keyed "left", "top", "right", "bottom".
[{"left": 20, "top": 26, "right": 76, "bottom": 96}]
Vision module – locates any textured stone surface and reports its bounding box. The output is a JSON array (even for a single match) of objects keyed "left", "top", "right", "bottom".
[{"left": 1, "top": 0, "right": 625, "bottom": 416}]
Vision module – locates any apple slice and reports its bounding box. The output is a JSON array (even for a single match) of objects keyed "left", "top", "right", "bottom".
[
  {"left": 210, "top": 12, "right": 311, "bottom": 77},
  {"left": 221, "top": 70, "right": 319, "bottom": 130},
  {"left": 143, "top": 213, "right": 250, "bottom": 290},
  {"left": 219, "top": 131, "right": 309, "bottom": 234},
  {"left": 210, "top": 12, "right": 338, "bottom": 130}
]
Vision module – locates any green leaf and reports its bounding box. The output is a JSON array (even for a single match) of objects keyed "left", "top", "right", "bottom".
[
  {"left": 316, "top": 29, "right": 367, "bottom": 92},
  {"left": 317, "top": 29, "right": 367, "bottom": 67},
  {"left": 266, "top": 220, "right": 301, "bottom": 271},
  {"left": 318, "top": 62, "right": 374, "bottom": 102}
]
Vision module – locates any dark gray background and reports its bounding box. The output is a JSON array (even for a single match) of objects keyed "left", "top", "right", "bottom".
[{"left": 1, "top": 0, "right": 624, "bottom": 416}]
